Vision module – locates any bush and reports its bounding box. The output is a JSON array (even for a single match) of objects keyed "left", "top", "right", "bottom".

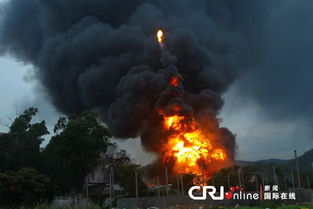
[
  {"left": 35, "top": 204, "right": 53, "bottom": 209},
  {"left": 260, "top": 200, "right": 278, "bottom": 208},
  {"left": 88, "top": 204, "right": 101, "bottom": 209},
  {"left": 277, "top": 205, "right": 313, "bottom": 209},
  {"left": 0, "top": 168, "right": 56, "bottom": 207}
]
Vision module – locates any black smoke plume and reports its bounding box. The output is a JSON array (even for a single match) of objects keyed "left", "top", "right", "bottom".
[{"left": 0, "top": 0, "right": 241, "bottom": 175}]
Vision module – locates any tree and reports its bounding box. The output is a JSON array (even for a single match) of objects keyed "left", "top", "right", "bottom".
[
  {"left": 42, "top": 112, "right": 111, "bottom": 193},
  {"left": 0, "top": 167, "right": 55, "bottom": 207},
  {"left": 87, "top": 143, "right": 131, "bottom": 205},
  {"left": 116, "top": 163, "right": 147, "bottom": 197},
  {"left": 0, "top": 107, "right": 48, "bottom": 172},
  {"left": 100, "top": 142, "right": 131, "bottom": 172}
]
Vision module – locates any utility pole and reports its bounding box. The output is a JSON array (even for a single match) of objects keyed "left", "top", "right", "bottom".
[
  {"left": 157, "top": 176, "right": 160, "bottom": 197},
  {"left": 261, "top": 172, "right": 265, "bottom": 187},
  {"left": 135, "top": 170, "right": 138, "bottom": 199},
  {"left": 241, "top": 170, "right": 245, "bottom": 188},
  {"left": 238, "top": 168, "right": 242, "bottom": 188},
  {"left": 109, "top": 173, "right": 112, "bottom": 209},
  {"left": 165, "top": 167, "right": 168, "bottom": 196},
  {"left": 307, "top": 175, "right": 310, "bottom": 189},
  {"left": 111, "top": 168, "right": 114, "bottom": 199},
  {"left": 176, "top": 174, "right": 180, "bottom": 196},
  {"left": 256, "top": 174, "right": 259, "bottom": 191},
  {"left": 86, "top": 179, "right": 89, "bottom": 208},
  {"left": 273, "top": 165, "right": 278, "bottom": 185},
  {"left": 294, "top": 150, "right": 301, "bottom": 188},
  {"left": 227, "top": 173, "right": 230, "bottom": 189},
  {"left": 265, "top": 173, "right": 268, "bottom": 185},
  {"left": 201, "top": 162, "right": 205, "bottom": 187},
  {"left": 291, "top": 169, "right": 295, "bottom": 189},
  {"left": 180, "top": 174, "right": 184, "bottom": 196}
]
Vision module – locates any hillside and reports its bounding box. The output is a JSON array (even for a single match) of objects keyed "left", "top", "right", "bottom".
[{"left": 236, "top": 148, "right": 313, "bottom": 175}]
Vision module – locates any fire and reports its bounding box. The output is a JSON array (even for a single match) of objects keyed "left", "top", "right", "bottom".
[
  {"left": 163, "top": 115, "right": 186, "bottom": 131},
  {"left": 164, "top": 115, "right": 183, "bottom": 130},
  {"left": 154, "top": 29, "right": 232, "bottom": 185},
  {"left": 162, "top": 115, "right": 227, "bottom": 179},
  {"left": 169, "top": 76, "right": 179, "bottom": 87},
  {"left": 157, "top": 30, "right": 164, "bottom": 44},
  {"left": 211, "top": 148, "right": 226, "bottom": 160},
  {"left": 160, "top": 78, "right": 229, "bottom": 184}
]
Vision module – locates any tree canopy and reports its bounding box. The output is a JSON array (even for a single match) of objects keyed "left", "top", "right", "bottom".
[
  {"left": 42, "top": 112, "right": 111, "bottom": 193},
  {"left": 0, "top": 107, "right": 48, "bottom": 172},
  {"left": 116, "top": 163, "right": 147, "bottom": 197},
  {"left": 0, "top": 108, "right": 114, "bottom": 206},
  {"left": 0, "top": 167, "right": 55, "bottom": 206}
]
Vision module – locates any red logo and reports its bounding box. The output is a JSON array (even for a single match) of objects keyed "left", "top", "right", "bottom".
[
  {"left": 225, "top": 186, "right": 244, "bottom": 199},
  {"left": 225, "top": 192, "right": 233, "bottom": 199}
]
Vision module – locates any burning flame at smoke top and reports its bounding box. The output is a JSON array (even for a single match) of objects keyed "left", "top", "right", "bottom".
[
  {"left": 157, "top": 29, "right": 164, "bottom": 45},
  {"left": 155, "top": 30, "right": 230, "bottom": 184}
]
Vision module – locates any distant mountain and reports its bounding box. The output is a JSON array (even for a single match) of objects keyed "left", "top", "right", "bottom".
[
  {"left": 236, "top": 148, "right": 313, "bottom": 175},
  {"left": 237, "top": 148, "right": 313, "bottom": 164},
  {"left": 257, "top": 158, "right": 289, "bottom": 164},
  {"left": 296, "top": 149, "right": 313, "bottom": 172},
  {"left": 236, "top": 158, "right": 289, "bottom": 167}
]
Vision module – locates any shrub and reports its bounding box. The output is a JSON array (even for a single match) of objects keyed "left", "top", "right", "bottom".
[{"left": 0, "top": 168, "right": 56, "bottom": 207}]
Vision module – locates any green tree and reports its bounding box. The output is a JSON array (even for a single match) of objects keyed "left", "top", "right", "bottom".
[
  {"left": 0, "top": 167, "right": 55, "bottom": 207},
  {"left": 0, "top": 107, "right": 48, "bottom": 172},
  {"left": 43, "top": 112, "right": 111, "bottom": 193},
  {"left": 116, "top": 163, "right": 147, "bottom": 197}
]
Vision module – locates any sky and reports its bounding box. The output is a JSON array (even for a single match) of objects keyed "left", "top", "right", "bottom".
[
  {"left": 0, "top": 0, "right": 312, "bottom": 164},
  {"left": 1, "top": 54, "right": 311, "bottom": 163}
]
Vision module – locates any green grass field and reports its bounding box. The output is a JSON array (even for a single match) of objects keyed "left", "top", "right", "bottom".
[{"left": 224, "top": 206, "right": 313, "bottom": 209}]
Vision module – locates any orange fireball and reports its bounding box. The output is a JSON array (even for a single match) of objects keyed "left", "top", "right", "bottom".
[{"left": 162, "top": 114, "right": 228, "bottom": 183}]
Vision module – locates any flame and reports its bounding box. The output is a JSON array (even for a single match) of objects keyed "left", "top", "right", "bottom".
[
  {"left": 160, "top": 77, "right": 228, "bottom": 184},
  {"left": 170, "top": 76, "right": 179, "bottom": 87},
  {"left": 164, "top": 115, "right": 186, "bottom": 131},
  {"left": 211, "top": 148, "right": 226, "bottom": 160},
  {"left": 162, "top": 116, "right": 227, "bottom": 178},
  {"left": 157, "top": 30, "right": 164, "bottom": 44},
  {"left": 153, "top": 30, "right": 230, "bottom": 184}
]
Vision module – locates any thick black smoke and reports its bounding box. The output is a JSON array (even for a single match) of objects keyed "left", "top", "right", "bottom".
[
  {"left": 0, "top": 0, "right": 240, "bottom": 162},
  {"left": 231, "top": 0, "right": 313, "bottom": 122}
]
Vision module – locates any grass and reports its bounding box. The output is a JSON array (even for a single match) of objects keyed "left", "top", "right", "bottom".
[
  {"left": 163, "top": 205, "right": 313, "bottom": 209},
  {"left": 277, "top": 206, "right": 313, "bottom": 209},
  {"left": 224, "top": 207, "right": 261, "bottom": 209},
  {"left": 224, "top": 206, "right": 313, "bottom": 209}
]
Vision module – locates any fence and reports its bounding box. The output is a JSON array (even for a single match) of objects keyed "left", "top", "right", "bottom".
[{"left": 51, "top": 195, "right": 90, "bottom": 209}]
